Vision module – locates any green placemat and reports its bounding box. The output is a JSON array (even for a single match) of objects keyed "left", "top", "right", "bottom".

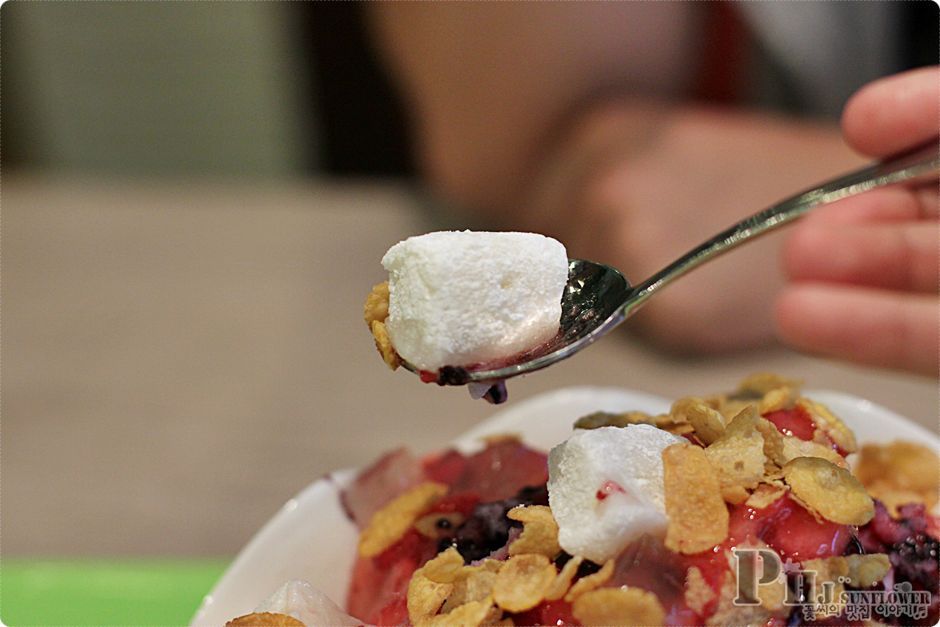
[{"left": 1, "top": 558, "right": 230, "bottom": 627}]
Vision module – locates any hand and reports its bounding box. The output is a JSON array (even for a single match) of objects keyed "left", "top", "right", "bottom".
[
  {"left": 527, "top": 103, "right": 863, "bottom": 353},
  {"left": 774, "top": 67, "right": 939, "bottom": 376}
]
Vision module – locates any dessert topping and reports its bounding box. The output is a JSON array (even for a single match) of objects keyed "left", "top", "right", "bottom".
[
  {"left": 505, "top": 505, "right": 561, "bottom": 559},
  {"left": 781, "top": 456, "right": 874, "bottom": 525},
  {"left": 571, "top": 587, "right": 666, "bottom": 626},
  {"left": 358, "top": 482, "right": 448, "bottom": 558},
  {"left": 662, "top": 442, "right": 730, "bottom": 554}
]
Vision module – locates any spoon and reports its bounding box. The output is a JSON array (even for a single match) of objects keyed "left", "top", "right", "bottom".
[{"left": 402, "top": 137, "right": 939, "bottom": 401}]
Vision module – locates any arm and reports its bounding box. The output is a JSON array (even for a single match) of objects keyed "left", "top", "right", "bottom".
[{"left": 368, "top": 3, "right": 700, "bottom": 219}]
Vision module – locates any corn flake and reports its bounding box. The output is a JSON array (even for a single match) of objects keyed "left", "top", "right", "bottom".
[
  {"left": 574, "top": 410, "right": 656, "bottom": 430},
  {"left": 493, "top": 554, "right": 557, "bottom": 613},
  {"left": 706, "top": 571, "right": 777, "bottom": 626},
  {"left": 671, "top": 397, "right": 726, "bottom": 445},
  {"left": 544, "top": 556, "right": 582, "bottom": 601},
  {"left": 757, "top": 564, "right": 788, "bottom": 612},
  {"left": 225, "top": 613, "right": 304, "bottom": 627},
  {"left": 801, "top": 556, "right": 849, "bottom": 617},
  {"left": 572, "top": 587, "right": 666, "bottom": 627},
  {"left": 653, "top": 415, "right": 696, "bottom": 436},
  {"left": 408, "top": 572, "right": 453, "bottom": 624},
  {"left": 422, "top": 547, "right": 467, "bottom": 584},
  {"left": 779, "top": 436, "right": 847, "bottom": 469},
  {"left": 363, "top": 281, "right": 390, "bottom": 327},
  {"left": 758, "top": 386, "right": 798, "bottom": 414},
  {"left": 845, "top": 554, "right": 891, "bottom": 588},
  {"left": 359, "top": 482, "right": 448, "bottom": 558},
  {"left": 704, "top": 407, "right": 767, "bottom": 504},
  {"left": 798, "top": 398, "right": 857, "bottom": 454},
  {"left": 855, "top": 441, "right": 939, "bottom": 511},
  {"left": 507, "top": 505, "right": 561, "bottom": 558},
  {"left": 684, "top": 566, "right": 716, "bottom": 616},
  {"left": 441, "top": 565, "right": 499, "bottom": 613},
  {"left": 564, "top": 558, "right": 614, "bottom": 602},
  {"left": 745, "top": 483, "right": 788, "bottom": 509},
  {"left": 419, "top": 599, "right": 493, "bottom": 627},
  {"left": 867, "top": 483, "right": 932, "bottom": 517},
  {"left": 369, "top": 319, "right": 401, "bottom": 370},
  {"left": 782, "top": 457, "right": 873, "bottom": 525},
  {"left": 703, "top": 394, "right": 755, "bottom": 422},
  {"left": 664, "top": 443, "right": 729, "bottom": 553},
  {"left": 736, "top": 373, "right": 803, "bottom": 396}
]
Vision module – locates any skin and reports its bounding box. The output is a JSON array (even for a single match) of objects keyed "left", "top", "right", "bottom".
[
  {"left": 369, "top": 4, "right": 865, "bottom": 354},
  {"left": 774, "top": 67, "right": 939, "bottom": 376}
]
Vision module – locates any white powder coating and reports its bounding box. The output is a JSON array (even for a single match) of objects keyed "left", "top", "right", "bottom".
[
  {"left": 382, "top": 231, "right": 568, "bottom": 371},
  {"left": 254, "top": 580, "right": 361, "bottom": 626},
  {"left": 547, "top": 425, "right": 684, "bottom": 564}
]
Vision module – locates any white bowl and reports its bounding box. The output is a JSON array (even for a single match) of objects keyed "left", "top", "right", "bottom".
[{"left": 191, "top": 387, "right": 939, "bottom": 625}]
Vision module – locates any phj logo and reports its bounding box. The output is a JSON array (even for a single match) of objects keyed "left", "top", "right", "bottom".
[{"left": 732, "top": 548, "right": 932, "bottom": 622}]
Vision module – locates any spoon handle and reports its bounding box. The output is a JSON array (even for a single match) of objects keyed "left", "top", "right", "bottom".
[{"left": 623, "top": 137, "right": 940, "bottom": 316}]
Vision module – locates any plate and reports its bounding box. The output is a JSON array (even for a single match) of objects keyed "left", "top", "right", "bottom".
[{"left": 190, "top": 387, "right": 939, "bottom": 625}]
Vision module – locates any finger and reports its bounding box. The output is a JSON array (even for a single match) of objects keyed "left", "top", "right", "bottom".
[
  {"left": 774, "top": 283, "right": 939, "bottom": 377},
  {"left": 842, "top": 66, "right": 940, "bottom": 158},
  {"left": 783, "top": 222, "right": 939, "bottom": 293}
]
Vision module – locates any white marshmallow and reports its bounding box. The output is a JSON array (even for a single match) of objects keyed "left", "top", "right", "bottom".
[
  {"left": 254, "top": 580, "right": 361, "bottom": 626},
  {"left": 547, "top": 425, "right": 684, "bottom": 564},
  {"left": 382, "top": 231, "right": 568, "bottom": 371}
]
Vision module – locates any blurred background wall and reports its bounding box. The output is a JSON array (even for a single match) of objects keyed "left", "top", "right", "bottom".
[{"left": 1, "top": 1, "right": 414, "bottom": 180}]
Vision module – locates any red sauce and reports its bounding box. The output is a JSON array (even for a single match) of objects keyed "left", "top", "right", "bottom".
[
  {"left": 415, "top": 335, "right": 560, "bottom": 385},
  {"left": 513, "top": 600, "right": 578, "bottom": 626},
  {"left": 595, "top": 480, "right": 626, "bottom": 501}
]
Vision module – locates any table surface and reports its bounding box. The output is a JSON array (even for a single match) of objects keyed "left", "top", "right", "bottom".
[{"left": 5, "top": 173, "right": 937, "bottom": 563}]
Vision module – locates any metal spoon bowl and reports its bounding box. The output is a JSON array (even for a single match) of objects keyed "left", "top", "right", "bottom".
[{"left": 402, "top": 138, "right": 939, "bottom": 395}]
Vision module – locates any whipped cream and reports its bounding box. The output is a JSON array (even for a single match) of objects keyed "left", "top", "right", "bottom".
[
  {"left": 547, "top": 425, "right": 684, "bottom": 563},
  {"left": 382, "top": 231, "right": 568, "bottom": 371}
]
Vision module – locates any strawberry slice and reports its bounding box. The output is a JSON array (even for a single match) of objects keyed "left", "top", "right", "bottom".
[
  {"left": 762, "top": 405, "right": 816, "bottom": 441},
  {"left": 727, "top": 494, "right": 851, "bottom": 561}
]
